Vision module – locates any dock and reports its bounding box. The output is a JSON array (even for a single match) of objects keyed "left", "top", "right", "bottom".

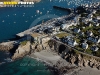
[
  {"left": 53, "top": 6, "right": 72, "bottom": 13},
  {"left": 16, "top": 13, "right": 75, "bottom": 38}
]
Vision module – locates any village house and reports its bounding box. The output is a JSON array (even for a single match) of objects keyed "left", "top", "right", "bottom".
[
  {"left": 87, "top": 23, "right": 93, "bottom": 27},
  {"left": 95, "top": 36, "right": 100, "bottom": 43},
  {"left": 61, "top": 24, "right": 71, "bottom": 30},
  {"left": 74, "top": 15, "right": 80, "bottom": 23},
  {"left": 61, "top": 20, "right": 77, "bottom": 30},
  {"left": 82, "top": 42, "right": 88, "bottom": 49},
  {"left": 55, "top": 27, "right": 60, "bottom": 32},
  {"left": 91, "top": 45, "right": 99, "bottom": 51},
  {"left": 87, "top": 31, "right": 93, "bottom": 36},
  {"left": 97, "top": 16, "right": 100, "bottom": 20},
  {"left": 61, "top": 36, "right": 78, "bottom": 47},
  {"left": 98, "top": 29, "right": 100, "bottom": 33},
  {"left": 87, "top": 36, "right": 100, "bottom": 43},
  {"left": 67, "top": 39, "right": 78, "bottom": 47},
  {"left": 73, "top": 28, "right": 81, "bottom": 33},
  {"left": 94, "top": 23, "right": 99, "bottom": 26},
  {"left": 79, "top": 31, "right": 84, "bottom": 36},
  {"left": 30, "top": 33, "right": 47, "bottom": 44},
  {"left": 92, "top": 10, "right": 97, "bottom": 14},
  {"left": 88, "top": 13, "right": 93, "bottom": 18}
]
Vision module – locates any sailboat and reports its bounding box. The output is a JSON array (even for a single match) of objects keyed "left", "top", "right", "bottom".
[
  {"left": 36, "top": 10, "right": 40, "bottom": 13},
  {"left": 2, "top": 20, "right": 4, "bottom": 22}
]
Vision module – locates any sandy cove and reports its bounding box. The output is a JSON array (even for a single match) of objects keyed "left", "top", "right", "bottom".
[{"left": 29, "top": 50, "right": 100, "bottom": 75}]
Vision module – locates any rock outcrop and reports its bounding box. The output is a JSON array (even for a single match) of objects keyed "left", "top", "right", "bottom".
[
  {"left": 12, "top": 41, "right": 31, "bottom": 60},
  {"left": 0, "top": 41, "right": 15, "bottom": 51},
  {"left": 63, "top": 50, "right": 100, "bottom": 70}
]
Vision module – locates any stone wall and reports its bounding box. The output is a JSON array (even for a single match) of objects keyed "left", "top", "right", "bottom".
[
  {"left": 0, "top": 41, "right": 14, "bottom": 51},
  {"left": 12, "top": 41, "right": 31, "bottom": 60},
  {"left": 63, "top": 50, "right": 100, "bottom": 70}
]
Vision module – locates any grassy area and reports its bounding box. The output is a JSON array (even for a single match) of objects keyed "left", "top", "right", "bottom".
[
  {"left": 81, "top": 13, "right": 88, "bottom": 17},
  {"left": 74, "top": 37, "right": 80, "bottom": 43},
  {"left": 75, "top": 46, "right": 84, "bottom": 52},
  {"left": 82, "top": 26, "right": 94, "bottom": 32},
  {"left": 56, "top": 32, "right": 68, "bottom": 38},
  {"left": 20, "top": 40, "right": 28, "bottom": 46},
  {"left": 95, "top": 50, "right": 100, "bottom": 57},
  {"left": 85, "top": 48, "right": 92, "bottom": 55}
]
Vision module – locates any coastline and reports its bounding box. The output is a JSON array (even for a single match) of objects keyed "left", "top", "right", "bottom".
[
  {"left": 28, "top": 50, "right": 100, "bottom": 75},
  {"left": 28, "top": 49, "right": 77, "bottom": 75},
  {"left": 0, "top": 1, "right": 100, "bottom": 75}
]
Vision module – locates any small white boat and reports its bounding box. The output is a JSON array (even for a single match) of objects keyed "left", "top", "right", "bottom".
[
  {"left": 47, "top": 11, "right": 49, "bottom": 14},
  {"left": 40, "top": 12, "right": 42, "bottom": 14},
  {"left": 31, "top": 16, "right": 33, "bottom": 18},
  {"left": 14, "top": 22, "right": 16, "bottom": 23},
  {"left": 25, "top": 21, "right": 28, "bottom": 22},
  {"left": 4, "top": 58, "right": 13, "bottom": 62},
  {"left": 43, "top": 8, "right": 45, "bottom": 10},
  {"left": 36, "top": 10, "right": 40, "bottom": 13},
  {"left": 2, "top": 20, "right": 4, "bottom": 22}
]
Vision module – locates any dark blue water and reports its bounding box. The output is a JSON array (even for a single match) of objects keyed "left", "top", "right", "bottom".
[
  {"left": 0, "top": 0, "right": 100, "bottom": 75},
  {"left": 0, "top": 0, "right": 99, "bottom": 42},
  {"left": 0, "top": 57, "right": 53, "bottom": 75}
]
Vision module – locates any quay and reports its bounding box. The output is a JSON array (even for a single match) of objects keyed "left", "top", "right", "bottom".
[
  {"left": 53, "top": 6, "right": 72, "bottom": 13},
  {"left": 16, "top": 13, "right": 75, "bottom": 38}
]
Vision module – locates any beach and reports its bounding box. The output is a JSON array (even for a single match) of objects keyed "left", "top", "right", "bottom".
[
  {"left": 30, "top": 49, "right": 72, "bottom": 67},
  {"left": 29, "top": 49, "right": 100, "bottom": 75}
]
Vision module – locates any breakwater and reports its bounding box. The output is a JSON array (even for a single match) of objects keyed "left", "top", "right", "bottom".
[{"left": 53, "top": 6, "right": 72, "bottom": 13}]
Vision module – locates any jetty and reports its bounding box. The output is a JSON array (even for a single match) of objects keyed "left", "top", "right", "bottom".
[
  {"left": 53, "top": 6, "right": 72, "bottom": 13},
  {"left": 16, "top": 13, "right": 75, "bottom": 38}
]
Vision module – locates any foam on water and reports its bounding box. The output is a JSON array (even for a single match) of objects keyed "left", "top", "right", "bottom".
[{"left": 0, "top": 56, "right": 53, "bottom": 75}]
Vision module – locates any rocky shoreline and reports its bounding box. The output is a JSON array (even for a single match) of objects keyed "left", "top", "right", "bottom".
[
  {"left": 0, "top": 38, "right": 100, "bottom": 75},
  {"left": 0, "top": 2, "right": 100, "bottom": 75}
]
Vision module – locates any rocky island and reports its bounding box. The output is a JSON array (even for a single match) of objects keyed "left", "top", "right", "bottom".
[{"left": 0, "top": 2, "right": 100, "bottom": 75}]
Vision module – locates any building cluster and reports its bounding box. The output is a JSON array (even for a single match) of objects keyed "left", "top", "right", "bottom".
[{"left": 28, "top": 2, "right": 100, "bottom": 55}]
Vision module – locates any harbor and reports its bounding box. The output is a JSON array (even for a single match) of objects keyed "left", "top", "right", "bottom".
[
  {"left": 53, "top": 5, "right": 73, "bottom": 13},
  {"left": 0, "top": 0, "right": 100, "bottom": 75}
]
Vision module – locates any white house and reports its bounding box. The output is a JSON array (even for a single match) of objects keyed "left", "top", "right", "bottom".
[
  {"left": 67, "top": 39, "right": 78, "bottom": 47},
  {"left": 97, "top": 16, "right": 100, "bottom": 20},
  {"left": 88, "top": 23, "right": 92, "bottom": 27},
  {"left": 98, "top": 29, "right": 100, "bottom": 33},
  {"left": 61, "top": 24, "right": 69, "bottom": 30},
  {"left": 94, "top": 36, "right": 100, "bottom": 43},
  {"left": 91, "top": 45, "right": 99, "bottom": 51},
  {"left": 94, "top": 23, "right": 99, "bottom": 26},
  {"left": 87, "top": 31, "right": 93, "bottom": 36},
  {"left": 82, "top": 42, "right": 88, "bottom": 49},
  {"left": 92, "top": 10, "right": 96, "bottom": 14},
  {"left": 87, "top": 36, "right": 94, "bottom": 42},
  {"left": 88, "top": 17, "right": 93, "bottom": 21},
  {"left": 55, "top": 27, "right": 60, "bottom": 32},
  {"left": 88, "top": 14, "right": 93, "bottom": 18},
  {"left": 79, "top": 32, "right": 84, "bottom": 36},
  {"left": 74, "top": 28, "right": 81, "bottom": 33},
  {"left": 87, "top": 36, "right": 100, "bottom": 43},
  {"left": 74, "top": 15, "right": 80, "bottom": 23}
]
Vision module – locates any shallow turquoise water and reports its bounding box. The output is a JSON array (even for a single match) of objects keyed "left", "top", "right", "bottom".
[{"left": 0, "top": 57, "right": 53, "bottom": 75}]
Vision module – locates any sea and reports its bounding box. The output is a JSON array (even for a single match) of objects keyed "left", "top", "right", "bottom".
[{"left": 0, "top": 0, "right": 99, "bottom": 75}]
